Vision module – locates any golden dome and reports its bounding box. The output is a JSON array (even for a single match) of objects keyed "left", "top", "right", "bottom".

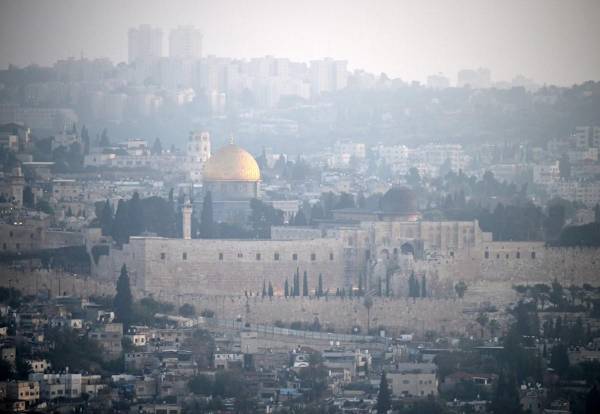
[{"left": 203, "top": 143, "right": 261, "bottom": 182}]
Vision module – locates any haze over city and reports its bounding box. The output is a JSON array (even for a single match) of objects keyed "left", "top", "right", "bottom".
[
  {"left": 1, "top": 1, "right": 600, "bottom": 413},
  {"left": 2, "top": 0, "right": 600, "bottom": 85}
]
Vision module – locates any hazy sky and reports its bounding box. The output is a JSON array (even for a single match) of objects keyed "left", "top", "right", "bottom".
[{"left": 1, "top": 0, "right": 599, "bottom": 85}]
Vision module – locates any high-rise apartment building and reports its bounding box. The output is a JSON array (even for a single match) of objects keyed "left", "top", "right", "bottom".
[
  {"left": 309, "top": 58, "right": 348, "bottom": 97},
  {"left": 128, "top": 25, "right": 163, "bottom": 63},
  {"left": 169, "top": 26, "right": 203, "bottom": 59}
]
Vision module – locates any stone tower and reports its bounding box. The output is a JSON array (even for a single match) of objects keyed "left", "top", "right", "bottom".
[{"left": 182, "top": 202, "right": 193, "bottom": 240}]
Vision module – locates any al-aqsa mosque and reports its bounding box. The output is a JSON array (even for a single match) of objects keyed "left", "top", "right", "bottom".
[{"left": 201, "top": 138, "right": 261, "bottom": 223}]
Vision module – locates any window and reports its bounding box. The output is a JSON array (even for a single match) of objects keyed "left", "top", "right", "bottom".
[
  {"left": 160, "top": 253, "right": 166, "bottom": 260},
  {"left": 292, "top": 253, "right": 298, "bottom": 261},
  {"left": 484, "top": 251, "right": 489, "bottom": 259},
  {"left": 219, "top": 253, "right": 223, "bottom": 260},
  {"left": 256, "top": 253, "right": 261, "bottom": 260},
  {"left": 182, "top": 252, "right": 187, "bottom": 260},
  {"left": 505, "top": 254, "right": 509, "bottom": 259},
  {"left": 274, "top": 252, "right": 280, "bottom": 260},
  {"left": 531, "top": 251, "right": 536, "bottom": 259},
  {"left": 9, "top": 231, "right": 13, "bottom": 237},
  {"left": 237, "top": 252, "right": 243, "bottom": 258},
  {"left": 311, "top": 253, "right": 316, "bottom": 261},
  {"left": 516, "top": 252, "right": 520, "bottom": 259},
  {"left": 496, "top": 254, "right": 500, "bottom": 259},
  {"left": 449, "top": 251, "right": 454, "bottom": 257},
  {"left": 2, "top": 243, "right": 5, "bottom": 250},
  {"left": 330, "top": 253, "right": 335, "bottom": 260},
  {"left": 16, "top": 243, "right": 20, "bottom": 250}
]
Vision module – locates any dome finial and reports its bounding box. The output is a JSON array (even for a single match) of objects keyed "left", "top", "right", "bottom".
[{"left": 229, "top": 135, "right": 235, "bottom": 145}]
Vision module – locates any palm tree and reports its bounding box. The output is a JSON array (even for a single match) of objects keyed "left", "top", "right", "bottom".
[{"left": 363, "top": 295, "right": 374, "bottom": 334}]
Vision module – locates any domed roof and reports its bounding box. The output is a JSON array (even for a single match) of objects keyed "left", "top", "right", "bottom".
[
  {"left": 380, "top": 186, "right": 418, "bottom": 214},
  {"left": 203, "top": 143, "right": 261, "bottom": 182}
]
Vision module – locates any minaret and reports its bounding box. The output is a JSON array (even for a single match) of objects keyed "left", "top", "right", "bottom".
[{"left": 182, "top": 201, "right": 192, "bottom": 240}]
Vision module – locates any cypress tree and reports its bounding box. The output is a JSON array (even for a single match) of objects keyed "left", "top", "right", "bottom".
[
  {"left": 268, "top": 282, "right": 273, "bottom": 297},
  {"left": 421, "top": 275, "right": 427, "bottom": 298},
  {"left": 293, "top": 268, "right": 300, "bottom": 296},
  {"left": 262, "top": 280, "right": 267, "bottom": 297},
  {"left": 100, "top": 199, "right": 113, "bottom": 236},
  {"left": 376, "top": 371, "right": 391, "bottom": 413},
  {"left": 317, "top": 273, "right": 323, "bottom": 297},
  {"left": 302, "top": 271, "right": 308, "bottom": 296},
  {"left": 284, "top": 279, "right": 289, "bottom": 297},
  {"left": 128, "top": 191, "right": 144, "bottom": 236},
  {"left": 112, "top": 199, "right": 130, "bottom": 245},
  {"left": 408, "top": 271, "right": 420, "bottom": 298},
  {"left": 358, "top": 274, "right": 363, "bottom": 296},
  {"left": 114, "top": 264, "right": 133, "bottom": 329},
  {"left": 199, "top": 191, "right": 214, "bottom": 239},
  {"left": 293, "top": 210, "right": 307, "bottom": 226}
]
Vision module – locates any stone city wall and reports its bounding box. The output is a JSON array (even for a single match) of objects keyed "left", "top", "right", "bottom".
[
  {"left": 183, "top": 295, "right": 478, "bottom": 337},
  {"left": 121, "top": 237, "right": 347, "bottom": 298},
  {"left": 0, "top": 265, "right": 114, "bottom": 297}
]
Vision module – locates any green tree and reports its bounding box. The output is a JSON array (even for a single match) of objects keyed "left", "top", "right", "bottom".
[
  {"left": 317, "top": 273, "right": 323, "bottom": 297},
  {"left": 22, "top": 186, "right": 34, "bottom": 208},
  {"left": 559, "top": 153, "right": 571, "bottom": 179},
  {"left": 489, "top": 319, "right": 501, "bottom": 338},
  {"left": 179, "top": 303, "right": 196, "bottom": 317},
  {"left": 114, "top": 264, "right": 133, "bottom": 329},
  {"left": 586, "top": 384, "right": 600, "bottom": 414},
  {"left": 302, "top": 271, "right": 309, "bottom": 296},
  {"left": 199, "top": 191, "right": 214, "bottom": 239},
  {"left": 99, "top": 128, "right": 110, "bottom": 147},
  {"left": 544, "top": 203, "right": 565, "bottom": 241},
  {"left": 128, "top": 192, "right": 144, "bottom": 236},
  {"left": 189, "top": 374, "right": 213, "bottom": 395},
  {"left": 376, "top": 371, "right": 391, "bottom": 413},
  {"left": 455, "top": 281, "right": 468, "bottom": 298},
  {"left": 550, "top": 343, "right": 570, "bottom": 376},
  {"left": 151, "top": 138, "right": 163, "bottom": 155},
  {"left": 293, "top": 210, "right": 307, "bottom": 226},
  {"left": 476, "top": 312, "right": 489, "bottom": 338},
  {"left": 363, "top": 295, "right": 373, "bottom": 333},
  {"left": 489, "top": 371, "right": 522, "bottom": 414},
  {"left": 112, "top": 199, "right": 130, "bottom": 245}
]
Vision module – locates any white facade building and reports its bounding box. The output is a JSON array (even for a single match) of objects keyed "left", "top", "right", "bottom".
[{"left": 169, "top": 26, "right": 202, "bottom": 59}]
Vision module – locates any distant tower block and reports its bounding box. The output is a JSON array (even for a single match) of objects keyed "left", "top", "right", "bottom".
[
  {"left": 182, "top": 203, "right": 193, "bottom": 240},
  {"left": 187, "top": 131, "right": 211, "bottom": 182}
]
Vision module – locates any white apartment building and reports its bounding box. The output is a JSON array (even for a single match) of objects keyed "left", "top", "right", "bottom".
[
  {"left": 29, "top": 373, "right": 82, "bottom": 400},
  {"left": 533, "top": 162, "right": 560, "bottom": 185},
  {"left": 128, "top": 25, "right": 163, "bottom": 63},
  {"left": 386, "top": 363, "right": 438, "bottom": 398},
  {"left": 550, "top": 181, "right": 600, "bottom": 207},
  {"left": 572, "top": 126, "right": 600, "bottom": 150},
  {"left": 377, "top": 145, "right": 410, "bottom": 174},
  {"left": 186, "top": 131, "right": 211, "bottom": 182},
  {"left": 169, "top": 26, "right": 202, "bottom": 59}
]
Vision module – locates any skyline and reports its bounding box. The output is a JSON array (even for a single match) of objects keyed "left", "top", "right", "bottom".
[{"left": 0, "top": 0, "right": 599, "bottom": 86}]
